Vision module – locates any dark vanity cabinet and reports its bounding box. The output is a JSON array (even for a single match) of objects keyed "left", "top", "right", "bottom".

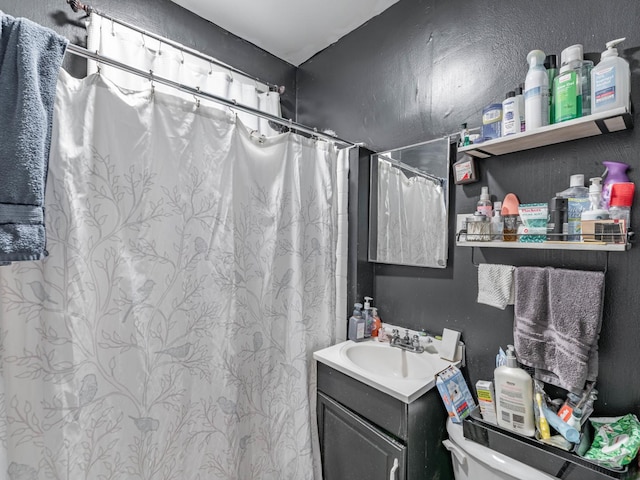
[{"left": 317, "top": 362, "right": 453, "bottom": 480}]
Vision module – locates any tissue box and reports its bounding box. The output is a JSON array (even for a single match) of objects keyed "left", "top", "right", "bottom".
[{"left": 436, "top": 365, "right": 476, "bottom": 423}]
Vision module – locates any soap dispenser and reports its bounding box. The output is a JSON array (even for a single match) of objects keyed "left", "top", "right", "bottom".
[
  {"left": 348, "top": 303, "right": 365, "bottom": 342},
  {"left": 363, "top": 296, "right": 373, "bottom": 337},
  {"left": 581, "top": 177, "right": 610, "bottom": 221},
  {"left": 494, "top": 345, "right": 535, "bottom": 437},
  {"left": 591, "top": 38, "right": 630, "bottom": 114}
]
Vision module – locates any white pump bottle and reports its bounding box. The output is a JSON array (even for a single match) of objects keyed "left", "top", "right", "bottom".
[
  {"left": 581, "top": 177, "right": 610, "bottom": 221},
  {"left": 494, "top": 345, "right": 535, "bottom": 437},
  {"left": 591, "top": 38, "right": 630, "bottom": 114}
]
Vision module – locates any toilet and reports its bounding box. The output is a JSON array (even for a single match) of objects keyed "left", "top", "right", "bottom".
[{"left": 444, "top": 418, "right": 556, "bottom": 480}]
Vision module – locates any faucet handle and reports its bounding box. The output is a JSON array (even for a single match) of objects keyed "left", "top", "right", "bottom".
[{"left": 412, "top": 334, "right": 420, "bottom": 348}]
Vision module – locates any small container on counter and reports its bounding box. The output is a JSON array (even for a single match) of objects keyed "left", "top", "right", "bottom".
[{"left": 466, "top": 212, "right": 491, "bottom": 241}]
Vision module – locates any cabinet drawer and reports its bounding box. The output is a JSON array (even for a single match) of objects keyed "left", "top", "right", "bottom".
[{"left": 317, "top": 362, "right": 408, "bottom": 440}]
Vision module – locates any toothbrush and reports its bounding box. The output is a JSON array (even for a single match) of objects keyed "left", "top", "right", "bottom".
[{"left": 536, "top": 393, "right": 551, "bottom": 439}]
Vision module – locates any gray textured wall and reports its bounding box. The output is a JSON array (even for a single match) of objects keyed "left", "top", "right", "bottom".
[
  {"left": 0, "top": 0, "right": 297, "bottom": 118},
  {"left": 3, "top": 0, "right": 639, "bottom": 416},
  {"left": 298, "top": 0, "right": 640, "bottom": 415}
]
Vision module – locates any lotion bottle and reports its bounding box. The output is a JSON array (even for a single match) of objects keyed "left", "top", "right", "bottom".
[
  {"left": 524, "top": 50, "right": 549, "bottom": 130},
  {"left": 591, "top": 38, "right": 630, "bottom": 114},
  {"left": 501, "top": 91, "right": 519, "bottom": 136},
  {"left": 494, "top": 345, "right": 535, "bottom": 437}
]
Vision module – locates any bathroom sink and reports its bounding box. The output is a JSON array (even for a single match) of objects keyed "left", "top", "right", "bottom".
[
  {"left": 314, "top": 339, "right": 458, "bottom": 403},
  {"left": 342, "top": 341, "right": 439, "bottom": 379}
]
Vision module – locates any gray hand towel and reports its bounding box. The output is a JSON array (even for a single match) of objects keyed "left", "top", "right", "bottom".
[
  {"left": 0, "top": 13, "right": 68, "bottom": 264},
  {"left": 477, "top": 263, "right": 515, "bottom": 309},
  {"left": 513, "top": 266, "right": 604, "bottom": 393}
]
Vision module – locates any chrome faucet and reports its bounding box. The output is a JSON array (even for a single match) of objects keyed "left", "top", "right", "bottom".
[{"left": 390, "top": 328, "right": 424, "bottom": 353}]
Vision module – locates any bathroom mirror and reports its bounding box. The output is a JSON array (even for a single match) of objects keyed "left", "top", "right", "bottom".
[{"left": 369, "top": 137, "right": 450, "bottom": 268}]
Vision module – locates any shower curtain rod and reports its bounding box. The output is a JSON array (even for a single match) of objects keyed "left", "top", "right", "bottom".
[
  {"left": 65, "top": 42, "right": 357, "bottom": 147},
  {"left": 65, "top": 0, "right": 282, "bottom": 94},
  {"left": 377, "top": 153, "right": 443, "bottom": 186}
]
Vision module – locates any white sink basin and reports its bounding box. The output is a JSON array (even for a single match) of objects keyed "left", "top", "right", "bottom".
[
  {"left": 342, "top": 342, "right": 438, "bottom": 379},
  {"left": 314, "top": 339, "right": 458, "bottom": 403}
]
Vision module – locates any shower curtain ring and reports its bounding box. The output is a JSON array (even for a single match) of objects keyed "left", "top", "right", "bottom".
[
  {"left": 149, "top": 70, "right": 155, "bottom": 94},
  {"left": 194, "top": 87, "right": 201, "bottom": 108},
  {"left": 111, "top": 18, "right": 115, "bottom": 36},
  {"left": 141, "top": 32, "right": 146, "bottom": 48},
  {"left": 180, "top": 48, "right": 185, "bottom": 64},
  {"left": 208, "top": 61, "right": 213, "bottom": 75}
]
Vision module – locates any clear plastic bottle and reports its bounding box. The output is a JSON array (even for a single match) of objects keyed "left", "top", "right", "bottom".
[
  {"left": 477, "top": 186, "right": 492, "bottom": 218},
  {"left": 591, "top": 38, "right": 631, "bottom": 114},
  {"left": 609, "top": 182, "right": 635, "bottom": 234},
  {"left": 556, "top": 174, "right": 589, "bottom": 241},
  {"left": 491, "top": 201, "right": 504, "bottom": 241},
  {"left": 524, "top": 50, "right": 549, "bottom": 130}
]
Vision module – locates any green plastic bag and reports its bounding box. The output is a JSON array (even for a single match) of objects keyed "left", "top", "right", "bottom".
[{"left": 583, "top": 414, "right": 640, "bottom": 469}]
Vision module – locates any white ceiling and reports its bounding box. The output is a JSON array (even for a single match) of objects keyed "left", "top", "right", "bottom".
[{"left": 169, "top": 0, "right": 401, "bottom": 66}]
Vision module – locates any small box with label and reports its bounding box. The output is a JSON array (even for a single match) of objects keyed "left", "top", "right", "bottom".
[
  {"left": 436, "top": 365, "right": 476, "bottom": 424},
  {"left": 475, "top": 380, "right": 497, "bottom": 424}
]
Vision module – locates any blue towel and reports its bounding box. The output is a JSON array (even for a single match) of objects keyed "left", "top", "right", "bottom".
[{"left": 0, "top": 13, "right": 67, "bottom": 264}]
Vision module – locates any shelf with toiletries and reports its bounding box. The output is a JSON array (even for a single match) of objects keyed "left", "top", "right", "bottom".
[
  {"left": 455, "top": 213, "right": 632, "bottom": 251},
  {"left": 456, "top": 238, "right": 629, "bottom": 252},
  {"left": 458, "top": 106, "right": 632, "bottom": 159}
]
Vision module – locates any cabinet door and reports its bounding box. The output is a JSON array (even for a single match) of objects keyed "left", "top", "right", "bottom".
[{"left": 318, "top": 392, "right": 407, "bottom": 480}]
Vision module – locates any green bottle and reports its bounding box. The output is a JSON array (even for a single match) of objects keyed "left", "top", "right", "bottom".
[
  {"left": 553, "top": 45, "right": 583, "bottom": 123},
  {"left": 545, "top": 55, "right": 558, "bottom": 124},
  {"left": 553, "top": 67, "right": 582, "bottom": 123}
]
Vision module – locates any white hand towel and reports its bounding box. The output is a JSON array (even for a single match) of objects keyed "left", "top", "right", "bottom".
[{"left": 477, "top": 263, "right": 515, "bottom": 310}]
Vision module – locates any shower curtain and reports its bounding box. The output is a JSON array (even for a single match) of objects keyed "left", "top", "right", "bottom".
[
  {"left": 376, "top": 159, "right": 447, "bottom": 267},
  {"left": 0, "top": 70, "right": 345, "bottom": 479}
]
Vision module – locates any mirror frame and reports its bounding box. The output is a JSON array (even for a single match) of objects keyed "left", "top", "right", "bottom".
[{"left": 368, "top": 136, "right": 451, "bottom": 268}]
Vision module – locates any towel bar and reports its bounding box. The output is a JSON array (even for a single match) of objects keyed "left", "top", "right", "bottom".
[{"left": 469, "top": 246, "right": 609, "bottom": 274}]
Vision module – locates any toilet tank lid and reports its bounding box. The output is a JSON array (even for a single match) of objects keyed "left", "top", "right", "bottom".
[{"left": 445, "top": 419, "right": 557, "bottom": 480}]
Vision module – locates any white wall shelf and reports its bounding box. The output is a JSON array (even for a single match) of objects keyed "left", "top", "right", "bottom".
[
  {"left": 456, "top": 239, "right": 629, "bottom": 252},
  {"left": 459, "top": 107, "right": 633, "bottom": 158}
]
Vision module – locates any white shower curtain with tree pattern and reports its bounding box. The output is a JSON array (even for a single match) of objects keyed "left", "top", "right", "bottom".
[{"left": 0, "top": 70, "right": 344, "bottom": 479}]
